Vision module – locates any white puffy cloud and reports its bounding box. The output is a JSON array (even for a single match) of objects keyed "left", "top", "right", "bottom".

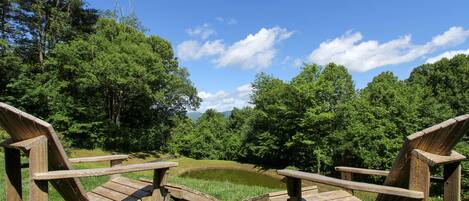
[
  {"left": 236, "top": 83, "right": 253, "bottom": 98},
  {"left": 186, "top": 23, "right": 216, "bottom": 39},
  {"left": 177, "top": 26, "right": 293, "bottom": 70},
  {"left": 177, "top": 40, "right": 225, "bottom": 60},
  {"left": 426, "top": 49, "right": 469, "bottom": 64},
  {"left": 215, "top": 27, "right": 293, "bottom": 70},
  {"left": 308, "top": 26, "right": 469, "bottom": 72},
  {"left": 431, "top": 27, "right": 469, "bottom": 46},
  {"left": 197, "top": 84, "right": 253, "bottom": 112}
]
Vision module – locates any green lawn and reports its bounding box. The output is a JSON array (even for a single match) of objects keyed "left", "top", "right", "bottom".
[{"left": 0, "top": 148, "right": 442, "bottom": 201}]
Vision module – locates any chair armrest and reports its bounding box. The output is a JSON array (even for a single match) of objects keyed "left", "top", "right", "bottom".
[
  {"left": 33, "top": 161, "right": 177, "bottom": 180},
  {"left": 335, "top": 166, "right": 389, "bottom": 177},
  {"left": 335, "top": 166, "right": 444, "bottom": 182},
  {"left": 277, "top": 169, "right": 424, "bottom": 199},
  {"left": 69, "top": 155, "right": 129, "bottom": 163},
  {"left": 412, "top": 149, "right": 466, "bottom": 166},
  {"left": 1, "top": 136, "right": 47, "bottom": 151}
]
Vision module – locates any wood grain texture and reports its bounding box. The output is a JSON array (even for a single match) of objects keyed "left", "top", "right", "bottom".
[
  {"left": 243, "top": 186, "right": 318, "bottom": 201},
  {"left": 87, "top": 192, "right": 113, "bottom": 201},
  {"left": 335, "top": 166, "right": 389, "bottom": 177},
  {"left": 28, "top": 138, "right": 48, "bottom": 201},
  {"left": 377, "top": 114, "right": 469, "bottom": 201},
  {"left": 5, "top": 148, "right": 22, "bottom": 201},
  {"left": 409, "top": 155, "right": 430, "bottom": 201},
  {"left": 102, "top": 181, "right": 150, "bottom": 198},
  {"left": 308, "top": 190, "right": 360, "bottom": 201},
  {"left": 33, "top": 162, "right": 177, "bottom": 180},
  {"left": 278, "top": 169, "right": 424, "bottom": 199},
  {"left": 1, "top": 136, "right": 47, "bottom": 151},
  {"left": 0, "top": 102, "right": 88, "bottom": 201},
  {"left": 335, "top": 166, "right": 444, "bottom": 183},
  {"left": 151, "top": 168, "right": 170, "bottom": 201},
  {"left": 69, "top": 155, "right": 128, "bottom": 163},
  {"left": 110, "top": 159, "right": 125, "bottom": 180},
  {"left": 92, "top": 186, "right": 139, "bottom": 201},
  {"left": 112, "top": 177, "right": 153, "bottom": 192},
  {"left": 411, "top": 149, "right": 466, "bottom": 166},
  {"left": 139, "top": 178, "right": 219, "bottom": 201},
  {"left": 247, "top": 188, "right": 358, "bottom": 201},
  {"left": 444, "top": 162, "right": 461, "bottom": 201}
]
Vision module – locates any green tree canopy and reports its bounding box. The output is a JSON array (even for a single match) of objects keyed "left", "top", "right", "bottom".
[{"left": 43, "top": 18, "right": 200, "bottom": 150}]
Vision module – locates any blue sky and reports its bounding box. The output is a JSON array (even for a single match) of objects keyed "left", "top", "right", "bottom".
[{"left": 88, "top": 0, "right": 469, "bottom": 112}]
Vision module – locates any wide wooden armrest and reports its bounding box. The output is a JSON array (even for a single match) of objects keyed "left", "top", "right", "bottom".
[
  {"left": 1, "top": 136, "right": 47, "bottom": 151},
  {"left": 335, "top": 166, "right": 444, "bottom": 182},
  {"left": 69, "top": 155, "right": 129, "bottom": 163},
  {"left": 411, "top": 149, "right": 466, "bottom": 166},
  {"left": 335, "top": 166, "right": 389, "bottom": 176},
  {"left": 277, "top": 169, "right": 424, "bottom": 199},
  {"left": 33, "top": 161, "right": 177, "bottom": 180}
]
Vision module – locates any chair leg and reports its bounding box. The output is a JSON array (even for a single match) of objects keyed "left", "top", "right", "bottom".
[
  {"left": 444, "top": 162, "right": 461, "bottom": 201},
  {"left": 5, "top": 148, "right": 22, "bottom": 201},
  {"left": 340, "top": 172, "right": 354, "bottom": 194},
  {"left": 28, "top": 140, "right": 48, "bottom": 201},
  {"left": 286, "top": 177, "right": 301, "bottom": 201},
  {"left": 409, "top": 155, "right": 430, "bottom": 201},
  {"left": 110, "top": 159, "right": 124, "bottom": 180},
  {"left": 151, "top": 168, "right": 170, "bottom": 201}
]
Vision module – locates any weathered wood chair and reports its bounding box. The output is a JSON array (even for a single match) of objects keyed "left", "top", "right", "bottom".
[
  {"left": 0, "top": 102, "right": 178, "bottom": 201},
  {"left": 278, "top": 114, "right": 468, "bottom": 201}
]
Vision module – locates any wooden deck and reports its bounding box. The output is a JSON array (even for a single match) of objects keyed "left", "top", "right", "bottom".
[
  {"left": 139, "top": 178, "right": 218, "bottom": 201},
  {"left": 87, "top": 176, "right": 218, "bottom": 201},
  {"left": 90, "top": 178, "right": 360, "bottom": 201},
  {"left": 245, "top": 186, "right": 360, "bottom": 201}
]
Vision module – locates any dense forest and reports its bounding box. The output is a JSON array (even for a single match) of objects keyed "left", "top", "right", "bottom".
[
  {"left": 0, "top": 0, "right": 200, "bottom": 151},
  {"left": 168, "top": 60, "right": 469, "bottom": 198},
  {"left": 0, "top": 0, "right": 468, "bottom": 199}
]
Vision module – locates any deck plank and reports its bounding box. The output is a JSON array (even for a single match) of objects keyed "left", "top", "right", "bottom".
[
  {"left": 112, "top": 177, "right": 153, "bottom": 192},
  {"left": 139, "top": 178, "right": 219, "bottom": 201},
  {"left": 87, "top": 192, "right": 113, "bottom": 201},
  {"left": 103, "top": 181, "right": 151, "bottom": 198},
  {"left": 92, "top": 186, "right": 139, "bottom": 201},
  {"left": 305, "top": 190, "right": 354, "bottom": 201}
]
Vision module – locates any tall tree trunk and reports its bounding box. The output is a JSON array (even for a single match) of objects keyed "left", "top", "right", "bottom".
[
  {"left": 38, "top": 12, "right": 45, "bottom": 65},
  {"left": 107, "top": 89, "right": 122, "bottom": 128}
]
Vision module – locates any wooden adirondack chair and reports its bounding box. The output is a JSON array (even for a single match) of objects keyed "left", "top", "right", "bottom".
[
  {"left": 0, "top": 102, "right": 178, "bottom": 201},
  {"left": 278, "top": 114, "right": 469, "bottom": 201}
]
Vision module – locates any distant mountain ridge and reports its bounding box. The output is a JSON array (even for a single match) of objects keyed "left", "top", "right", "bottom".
[{"left": 187, "top": 111, "right": 231, "bottom": 121}]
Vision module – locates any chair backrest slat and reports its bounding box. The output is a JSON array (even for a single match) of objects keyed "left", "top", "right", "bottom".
[
  {"left": 0, "top": 103, "right": 88, "bottom": 201},
  {"left": 376, "top": 114, "right": 469, "bottom": 201}
]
